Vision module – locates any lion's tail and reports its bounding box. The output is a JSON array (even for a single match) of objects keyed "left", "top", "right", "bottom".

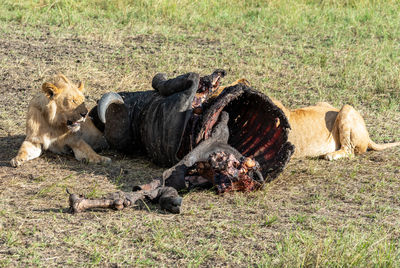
[{"left": 368, "top": 139, "right": 400, "bottom": 151}]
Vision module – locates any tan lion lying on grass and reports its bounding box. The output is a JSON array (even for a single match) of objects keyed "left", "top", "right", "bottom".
[
  {"left": 270, "top": 97, "right": 399, "bottom": 160},
  {"left": 10, "top": 74, "right": 110, "bottom": 167}
]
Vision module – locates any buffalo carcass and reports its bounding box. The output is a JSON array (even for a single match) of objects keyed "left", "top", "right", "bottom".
[{"left": 68, "top": 70, "right": 294, "bottom": 214}]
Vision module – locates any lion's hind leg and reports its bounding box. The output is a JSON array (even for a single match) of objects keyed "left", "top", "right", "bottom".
[
  {"left": 324, "top": 104, "right": 370, "bottom": 161},
  {"left": 10, "top": 140, "right": 42, "bottom": 167}
]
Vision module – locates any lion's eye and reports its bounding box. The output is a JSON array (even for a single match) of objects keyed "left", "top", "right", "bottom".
[{"left": 71, "top": 99, "right": 77, "bottom": 104}]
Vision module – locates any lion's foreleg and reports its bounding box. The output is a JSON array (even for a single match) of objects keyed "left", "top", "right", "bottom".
[
  {"left": 10, "top": 140, "right": 42, "bottom": 167},
  {"left": 80, "top": 118, "right": 108, "bottom": 151},
  {"left": 68, "top": 139, "right": 111, "bottom": 164}
]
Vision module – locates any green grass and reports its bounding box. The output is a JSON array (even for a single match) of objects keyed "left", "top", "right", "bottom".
[
  {"left": 1, "top": 1, "right": 400, "bottom": 113},
  {"left": 0, "top": 0, "right": 399, "bottom": 266},
  {"left": 265, "top": 226, "right": 400, "bottom": 267}
]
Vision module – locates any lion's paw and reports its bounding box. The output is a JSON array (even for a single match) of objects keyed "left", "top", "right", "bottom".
[
  {"left": 100, "top": 156, "right": 112, "bottom": 164},
  {"left": 10, "top": 157, "right": 22, "bottom": 168},
  {"left": 324, "top": 150, "right": 350, "bottom": 161},
  {"left": 324, "top": 153, "right": 335, "bottom": 161},
  {"left": 83, "top": 155, "right": 111, "bottom": 165}
]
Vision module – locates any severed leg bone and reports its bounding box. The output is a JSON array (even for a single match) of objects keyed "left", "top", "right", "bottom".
[{"left": 67, "top": 181, "right": 182, "bottom": 214}]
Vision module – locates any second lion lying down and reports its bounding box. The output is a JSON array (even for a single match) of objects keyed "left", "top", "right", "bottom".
[{"left": 270, "top": 98, "right": 399, "bottom": 160}]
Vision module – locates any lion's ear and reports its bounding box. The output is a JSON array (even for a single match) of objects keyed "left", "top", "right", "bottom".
[
  {"left": 42, "top": 82, "right": 63, "bottom": 99},
  {"left": 58, "top": 74, "right": 70, "bottom": 83},
  {"left": 77, "top": 81, "right": 84, "bottom": 92}
]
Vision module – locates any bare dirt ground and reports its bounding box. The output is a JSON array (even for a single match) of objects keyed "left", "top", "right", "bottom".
[{"left": 0, "top": 24, "right": 399, "bottom": 266}]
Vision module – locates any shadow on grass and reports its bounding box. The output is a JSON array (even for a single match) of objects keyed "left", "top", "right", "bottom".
[
  {"left": 0, "top": 135, "right": 162, "bottom": 191},
  {"left": 0, "top": 135, "right": 25, "bottom": 167},
  {"left": 32, "top": 208, "right": 70, "bottom": 213}
]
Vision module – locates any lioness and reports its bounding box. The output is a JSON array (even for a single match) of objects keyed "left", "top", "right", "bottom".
[
  {"left": 270, "top": 98, "right": 399, "bottom": 160},
  {"left": 10, "top": 74, "right": 110, "bottom": 167}
]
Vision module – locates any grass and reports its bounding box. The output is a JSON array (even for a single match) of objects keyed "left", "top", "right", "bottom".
[{"left": 0, "top": 0, "right": 399, "bottom": 266}]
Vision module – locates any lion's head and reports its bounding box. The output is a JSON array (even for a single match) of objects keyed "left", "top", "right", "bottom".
[{"left": 42, "top": 74, "right": 88, "bottom": 132}]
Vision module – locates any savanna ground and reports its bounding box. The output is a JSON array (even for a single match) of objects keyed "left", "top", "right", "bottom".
[{"left": 0, "top": 0, "right": 399, "bottom": 266}]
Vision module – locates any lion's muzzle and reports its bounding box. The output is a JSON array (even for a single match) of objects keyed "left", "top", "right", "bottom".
[{"left": 67, "top": 103, "right": 88, "bottom": 131}]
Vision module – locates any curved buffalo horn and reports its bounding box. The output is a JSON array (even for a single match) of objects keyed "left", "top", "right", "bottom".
[
  {"left": 152, "top": 72, "right": 200, "bottom": 96},
  {"left": 97, "top": 92, "right": 124, "bottom": 123}
]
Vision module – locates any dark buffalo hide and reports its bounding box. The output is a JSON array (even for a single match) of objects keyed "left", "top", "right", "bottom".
[{"left": 90, "top": 70, "right": 295, "bottom": 191}]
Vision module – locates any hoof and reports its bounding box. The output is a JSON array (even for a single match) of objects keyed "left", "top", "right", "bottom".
[{"left": 159, "top": 196, "right": 182, "bottom": 214}]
